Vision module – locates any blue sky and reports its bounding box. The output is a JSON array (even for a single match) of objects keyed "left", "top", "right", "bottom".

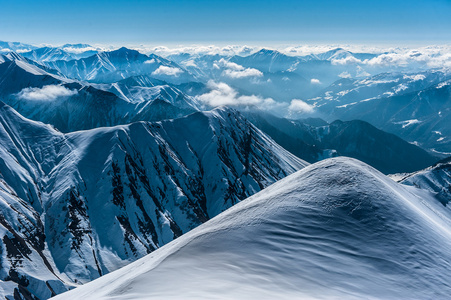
[{"left": 1, "top": 0, "right": 450, "bottom": 45}]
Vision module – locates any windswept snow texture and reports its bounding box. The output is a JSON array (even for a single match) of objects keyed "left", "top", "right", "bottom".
[
  {"left": 0, "top": 103, "right": 307, "bottom": 299},
  {"left": 399, "top": 156, "right": 451, "bottom": 206},
  {"left": 56, "top": 157, "right": 451, "bottom": 300}
]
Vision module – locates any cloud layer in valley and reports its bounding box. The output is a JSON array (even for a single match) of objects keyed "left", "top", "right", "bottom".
[
  {"left": 216, "top": 58, "right": 263, "bottom": 79},
  {"left": 196, "top": 81, "right": 276, "bottom": 108},
  {"left": 17, "top": 85, "right": 78, "bottom": 101},
  {"left": 288, "top": 99, "right": 315, "bottom": 114},
  {"left": 151, "top": 66, "right": 183, "bottom": 76}
]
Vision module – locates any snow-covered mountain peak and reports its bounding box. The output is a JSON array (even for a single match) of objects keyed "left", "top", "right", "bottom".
[
  {"left": 0, "top": 104, "right": 308, "bottom": 299},
  {"left": 315, "top": 47, "right": 353, "bottom": 60},
  {"left": 252, "top": 48, "right": 282, "bottom": 57},
  {"left": 61, "top": 44, "right": 93, "bottom": 49},
  {"left": 54, "top": 156, "right": 451, "bottom": 300},
  {"left": 21, "top": 47, "right": 74, "bottom": 62},
  {"left": 0, "top": 52, "right": 26, "bottom": 62},
  {"left": 0, "top": 100, "right": 56, "bottom": 132},
  {"left": 104, "top": 47, "right": 145, "bottom": 59}
]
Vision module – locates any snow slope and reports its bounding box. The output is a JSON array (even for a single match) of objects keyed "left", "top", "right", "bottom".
[
  {"left": 311, "top": 71, "right": 451, "bottom": 153},
  {"left": 21, "top": 47, "right": 74, "bottom": 62},
  {"left": 398, "top": 156, "right": 451, "bottom": 207},
  {"left": 0, "top": 53, "right": 200, "bottom": 131},
  {"left": 0, "top": 104, "right": 307, "bottom": 299},
  {"left": 44, "top": 47, "right": 196, "bottom": 84},
  {"left": 56, "top": 157, "right": 451, "bottom": 300}
]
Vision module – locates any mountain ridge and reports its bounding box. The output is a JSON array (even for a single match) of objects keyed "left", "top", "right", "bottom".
[
  {"left": 53, "top": 157, "right": 451, "bottom": 300},
  {"left": 0, "top": 103, "right": 307, "bottom": 299}
]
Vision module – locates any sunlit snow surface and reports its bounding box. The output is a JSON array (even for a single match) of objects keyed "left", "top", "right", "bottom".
[
  {"left": 56, "top": 157, "right": 451, "bottom": 300},
  {"left": 0, "top": 103, "right": 307, "bottom": 299}
]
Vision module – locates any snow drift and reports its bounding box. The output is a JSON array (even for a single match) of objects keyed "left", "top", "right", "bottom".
[{"left": 56, "top": 157, "right": 451, "bottom": 300}]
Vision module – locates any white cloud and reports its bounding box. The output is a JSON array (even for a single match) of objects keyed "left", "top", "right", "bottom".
[
  {"left": 288, "top": 99, "right": 315, "bottom": 114},
  {"left": 196, "top": 81, "right": 277, "bottom": 109},
  {"left": 144, "top": 59, "right": 156, "bottom": 64},
  {"left": 17, "top": 85, "right": 78, "bottom": 101},
  {"left": 311, "top": 78, "right": 321, "bottom": 84},
  {"left": 223, "top": 68, "right": 263, "bottom": 79},
  {"left": 365, "top": 53, "right": 410, "bottom": 67},
  {"left": 62, "top": 46, "right": 98, "bottom": 54},
  {"left": 331, "top": 56, "right": 363, "bottom": 65},
  {"left": 146, "top": 45, "right": 257, "bottom": 57},
  {"left": 182, "top": 59, "right": 197, "bottom": 68},
  {"left": 361, "top": 48, "right": 451, "bottom": 69},
  {"left": 217, "top": 58, "right": 263, "bottom": 79},
  {"left": 16, "top": 49, "right": 33, "bottom": 53},
  {"left": 218, "top": 59, "right": 243, "bottom": 71},
  {"left": 282, "top": 45, "right": 384, "bottom": 56},
  {"left": 338, "top": 71, "right": 352, "bottom": 78},
  {"left": 151, "top": 66, "right": 183, "bottom": 76},
  {"left": 99, "top": 44, "right": 451, "bottom": 72},
  {"left": 59, "top": 43, "right": 451, "bottom": 72}
]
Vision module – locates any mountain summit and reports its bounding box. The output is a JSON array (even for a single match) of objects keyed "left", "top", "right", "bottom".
[
  {"left": 0, "top": 104, "right": 307, "bottom": 299},
  {"left": 55, "top": 157, "right": 451, "bottom": 300}
]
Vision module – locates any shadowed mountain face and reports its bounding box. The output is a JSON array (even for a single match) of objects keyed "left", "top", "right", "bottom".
[
  {"left": 0, "top": 103, "right": 307, "bottom": 299},
  {"left": 335, "top": 81, "right": 451, "bottom": 153},
  {"left": 1, "top": 42, "right": 450, "bottom": 300},
  {"left": 54, "top": 157, "right": 451, "bottom": 300},
  {"left": 310, "top": 72, "right": 451, "bottom": 153},
  {"left": 43, "top": 47, "right": 196, "bottom": 84},
  {"left": 0, "top": 54, "right": 199, "bottom": 132},
  {"left": 244, "top": 111, "right": 438, "bottom": 174}
]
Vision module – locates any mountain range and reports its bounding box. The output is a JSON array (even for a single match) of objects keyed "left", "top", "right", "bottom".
[
  {"left": 0, "top": 103, "right": 306, "bottom": 299},
  {"left": 43, "top": 47, "right": 196, "bottom": 84},
  {"left": 0, "top": 40, "right": 450, "bottom": 299},
  {"left": 0, "top": 50, "right": 439, "bottom": 174},
  {"left": 0, "top": 52, "right": 199, "bottom": 132},
  {"left": 244, "top": 111, "right": 437, "bottom": 173},
  {"left": 54, "top": 157, "right": 451, "bottom": 300}
]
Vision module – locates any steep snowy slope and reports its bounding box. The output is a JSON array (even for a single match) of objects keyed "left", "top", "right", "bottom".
[
  {"left": 60, "top": 44, "right": 98, "bottom": 59},
  {"left": 227, "top": 48, "right": 378, "bottom": 92},
  {"left": 231, "top": 49, "right": 299, "bottom": 73},
  {"left": 0, "top": 54, "right": 200, "bottom": 131},
  {"left": 19, "top": 45, "right": 99, "bottom": 62},
  {"left": 0, "top": 102, "right": 75, "bottom": 299},
  {"left": 55, "top": 157, "right": 451, "bottom": 300},
  {"left": 0, "top": 52, "right": 67, "bottom": 89},
  {"left": 310, "top": 70, "right": 450, "bottom": 113},
  {"left": 98, "top": 75, "right": 200, "bottom": 110},
  {"left": 311, "top": 47, "right": 377, "bottom": 61},
  {"left": 0, "top": 104, "right": 307, "bottom": 299},
  {"left": 44, "top": 47, "right": 196, "bottom": 84},
  {"left": 21, "top": 47, "right": 74, "bottom": 62},
  {"left": 398, "top": 156, "right": 451, "bottom": 206}
]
